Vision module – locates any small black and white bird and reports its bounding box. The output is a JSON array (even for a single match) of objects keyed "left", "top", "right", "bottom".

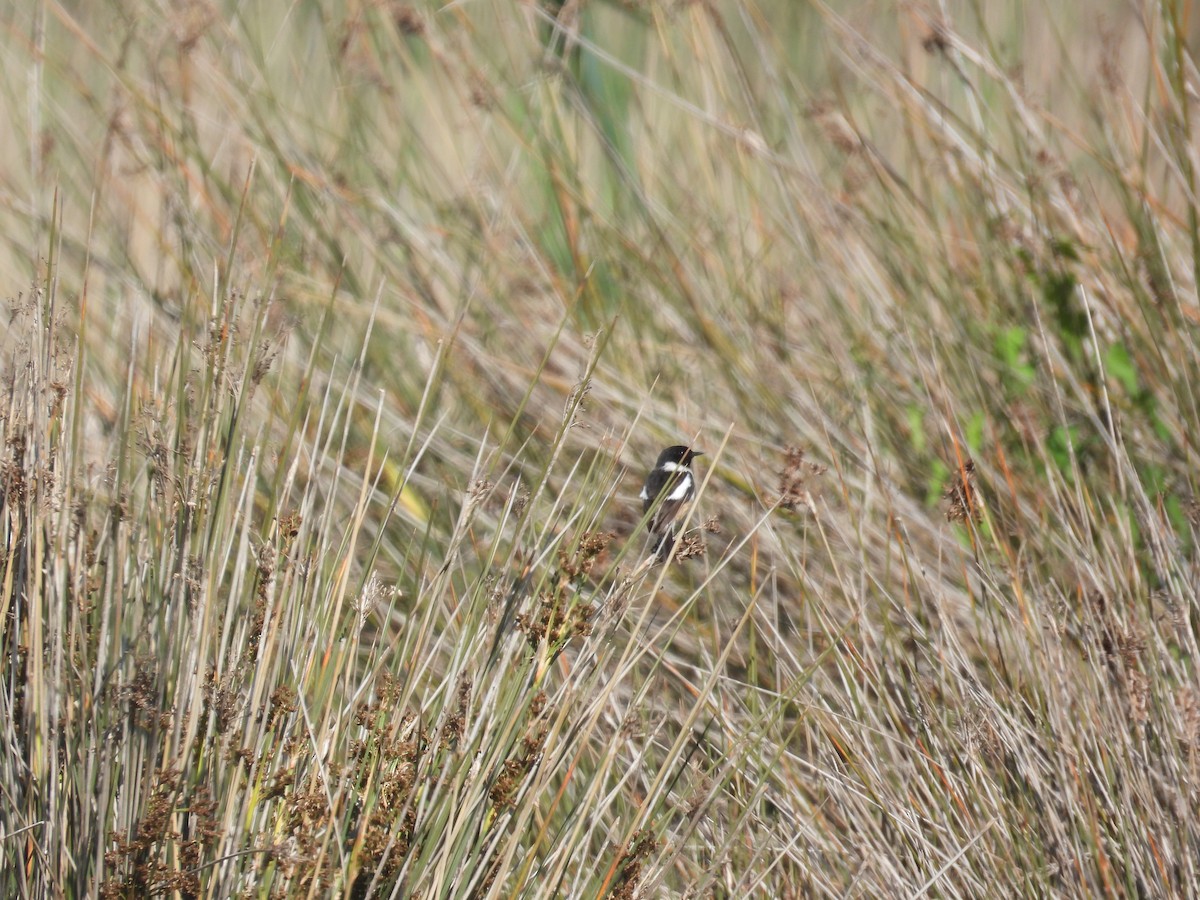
[{"left": 640, "top": 445, "right": 703, "bottom": 562}]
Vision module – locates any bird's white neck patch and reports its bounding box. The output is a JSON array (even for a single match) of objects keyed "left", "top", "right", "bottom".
[{"left": 660, "top": 460, "right": 681, "bottom": 472}]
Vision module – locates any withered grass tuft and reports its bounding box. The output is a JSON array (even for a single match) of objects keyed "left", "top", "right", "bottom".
[{"left": 2, "top": 1, "right": 1200, "bottom": 896}]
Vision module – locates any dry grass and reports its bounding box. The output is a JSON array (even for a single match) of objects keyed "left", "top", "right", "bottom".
[{"left": 2, "top": 0, "right": 1200, "bottom": 896}]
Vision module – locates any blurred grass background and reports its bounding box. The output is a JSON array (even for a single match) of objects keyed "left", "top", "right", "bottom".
[{"left": 2, "top": 0, "right": 1200, "bottom": 896}]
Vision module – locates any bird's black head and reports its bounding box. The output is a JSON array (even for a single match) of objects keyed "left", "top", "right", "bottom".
[{"left": 655, "top": 445, "right": 703, "bottom": 468}]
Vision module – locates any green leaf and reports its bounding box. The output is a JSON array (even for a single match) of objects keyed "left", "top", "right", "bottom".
[
  {"left": 996, "top": 326, "right": 1026, "bottom": 366},
  {"left": 1050, "top": 236, "right": 1080, "bottom": 262},
  {"left": 1040, "top": 267, "right": 1086, "bottom": 352},
  {"left": 1152, "top": 412, "right": 1172, "bottom": 442},
  {"left": 1047, "top": 424, "right": 1078, "bottom": 475},
  {"left": 907, "top": 405, "right": 926, "bottom": 453},
  {"left": 1164, "top": 493, "right": 1186, "bottom": 535},
  {"left": 927, "top": 459, "right": 949, "bottom": 508},
  {"left": 996, "top": 326, "right": 1035, "bottom": 390},
  {"left": 1142, "top": 464, "right": 1166, "bottom": 494},
  {"left": 965, "top": 411, "right": 985, "bottom": 453},
  {"left": 1104, "top": 343, "right": 1138, "bottom": 395}
]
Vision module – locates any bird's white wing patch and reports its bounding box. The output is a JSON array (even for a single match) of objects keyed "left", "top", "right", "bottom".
[
  {"left": 666, "top": 474, "right": 693, "bottom": 502},
  {"left": 638, "top": 485, "right": 649, "bottom": 500}
]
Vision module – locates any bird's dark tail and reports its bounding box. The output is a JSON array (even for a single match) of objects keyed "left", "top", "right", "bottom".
[{"left": 651, "top": 528, "right": 676, "bottom": 563}]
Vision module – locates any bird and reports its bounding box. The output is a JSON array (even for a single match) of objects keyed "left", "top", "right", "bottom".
[{"left": 639, "top": 445, "right": 703, "bottom": 562}]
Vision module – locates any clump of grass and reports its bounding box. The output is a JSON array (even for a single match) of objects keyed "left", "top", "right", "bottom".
[{"left": 3, "top": 0, "right": 1200, "bottom": 896}]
